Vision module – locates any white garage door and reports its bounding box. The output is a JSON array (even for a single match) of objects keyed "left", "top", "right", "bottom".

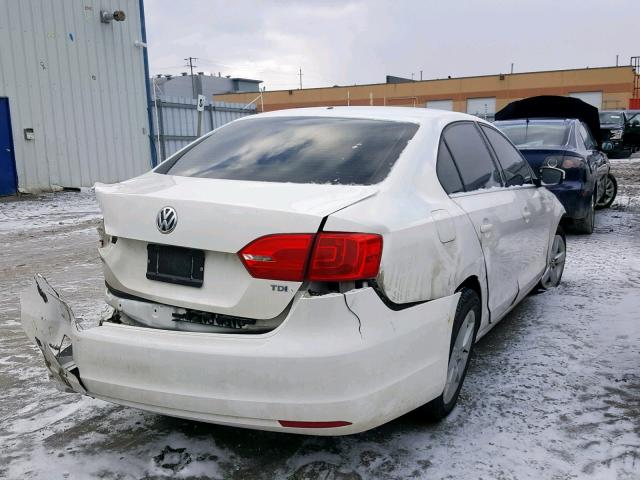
[
  {"left": 426, "top": 99, "right": 454, "bottom": 111},
  {"left": 467, "top": 97, "right": 496, "bottom": 120},
  {"left": 569, "top": 91, "right": 603, "bottom": 110}
]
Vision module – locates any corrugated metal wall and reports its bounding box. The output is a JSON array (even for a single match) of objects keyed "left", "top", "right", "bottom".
[
  {"left": 152, "top": 96, "right": 255, "bottom": 160},
  {"left": 0, "top": 0, "right": 151, "bottom": 191}
]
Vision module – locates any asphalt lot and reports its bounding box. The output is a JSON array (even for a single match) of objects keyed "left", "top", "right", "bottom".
[{"left": 1, "top": 157, "right": 639, "bottom": 479}]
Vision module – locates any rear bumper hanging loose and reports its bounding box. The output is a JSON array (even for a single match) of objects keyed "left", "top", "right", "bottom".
[{"left": 20, "top": 275, "right": 86, "bottom": 394}]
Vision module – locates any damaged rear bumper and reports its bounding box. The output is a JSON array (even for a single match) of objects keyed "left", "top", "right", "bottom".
[
  {"left": 21, "top": 275, "right": 457, "bottom": 435},
  {"left": 21, "top": 275, "right": 87, "bottom": 394}
]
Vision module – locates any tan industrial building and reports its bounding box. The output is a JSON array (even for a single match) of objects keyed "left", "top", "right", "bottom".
[{"left": 215, "top": 66, "right": 639, "bottom": 118}]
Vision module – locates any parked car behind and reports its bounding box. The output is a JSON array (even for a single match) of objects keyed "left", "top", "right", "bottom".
[
  {"left": 21, "top": 107, "right": 566, "bottom": 435},
  {"left": 599, "top": 110, "right": 640, "bottom": 158},
  {"left": 495, "top": 96, "right": 617, "bottom": 234}
]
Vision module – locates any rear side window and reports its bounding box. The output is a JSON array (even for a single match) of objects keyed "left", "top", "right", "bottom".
[
  {"left": 436, "top": 140, "right": 464, "bottom": 194},
  {"left": 480, "top": 125, "right": 533, "bottom": 186},
  {"left": 156, "top": 116, "right": 419, "bottom": 185},
  {"left": 442, "top": 122, "right": 503, "bottom": 191}
]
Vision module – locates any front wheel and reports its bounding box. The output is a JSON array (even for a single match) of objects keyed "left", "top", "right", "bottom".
[
  {"left": 422, "top": 288, "right": 480, "bottom": 420},
  {"left": 596, "top": 174, "right": 617, "bottom": 209}
]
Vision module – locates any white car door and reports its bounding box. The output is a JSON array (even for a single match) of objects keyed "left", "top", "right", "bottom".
[
  {"left": 441, "top": 122, "right": 522, "bottom": 320},
  {"left": 479, "top": 124, "right": 552, "bottom": 293}
]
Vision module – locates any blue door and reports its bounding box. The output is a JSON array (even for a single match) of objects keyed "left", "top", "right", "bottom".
[{"left": 0, "top": 98, "right": 18, "bottom": 196}]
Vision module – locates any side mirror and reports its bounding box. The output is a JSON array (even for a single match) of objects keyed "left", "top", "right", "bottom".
[
  {"left": 539, "top": 166, "right": 564, "bottom": 186},
  {"left": 633, "top": 120, "right": 640, "bottom": 127}
]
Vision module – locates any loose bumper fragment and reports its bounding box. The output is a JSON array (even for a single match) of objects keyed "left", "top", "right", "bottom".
[{"left": 20, "top": 275, "right": 86, "bottom": 394}]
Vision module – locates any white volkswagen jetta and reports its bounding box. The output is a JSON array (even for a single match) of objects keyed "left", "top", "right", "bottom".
[{"left": 21, "top": 107, "right": 566, "bottom": 435}]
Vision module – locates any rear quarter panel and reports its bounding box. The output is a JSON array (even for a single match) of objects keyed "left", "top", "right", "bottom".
[{"left": 324, "top": 187, "right": 488, "bottom": 327}]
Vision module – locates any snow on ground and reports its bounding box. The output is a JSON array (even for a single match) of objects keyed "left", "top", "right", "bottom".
[
  {"left": 0, "top": 160, "right": 638, "bottom": 479},
  {"left": 0, "top": 188, "right": 100, "bottom": 235}
]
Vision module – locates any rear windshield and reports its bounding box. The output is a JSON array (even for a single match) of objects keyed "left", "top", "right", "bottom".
[
  {"left": 156, "top": 116, "right": 419, "bottom": 185},
  {"left": 495, "top": 121, "right": 570, "bottom": 148},
  {"left": 599, "top": 112, "right": 624, "bottom": 125}
]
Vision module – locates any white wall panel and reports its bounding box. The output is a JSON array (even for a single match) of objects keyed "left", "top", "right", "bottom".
[
  {"left": 0, "top": 0, "right": 151, "bottom": 191},
  {"left": 569, "top": 91, "right": 603, "bottom": 110},
  {"left": 466, "top": 97, "right": 496, "bottom": 120},
  {"left": 426, "top": 100, "right": 453, "bottom": 111}
]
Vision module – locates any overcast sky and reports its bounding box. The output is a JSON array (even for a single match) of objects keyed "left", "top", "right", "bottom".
[{"left": 145, "top": 0, "right": 639, "bottom": 91}]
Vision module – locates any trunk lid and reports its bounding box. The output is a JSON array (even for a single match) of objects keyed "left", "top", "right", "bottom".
[
  {"left": 519, "top": 148, "right": 586, "bottom": 183},
  {"left": 95, "top": 173, "right": 377, "bottom": 320},
  {"left": 518, "top": 147, "right": 573, "bottom": 170}
]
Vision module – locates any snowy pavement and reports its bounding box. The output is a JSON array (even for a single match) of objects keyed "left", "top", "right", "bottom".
[{"left": 0, "top": 160, "right": 639, "bottom": 479}]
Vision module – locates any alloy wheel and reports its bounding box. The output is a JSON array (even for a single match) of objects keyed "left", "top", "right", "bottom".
[
  {"left": 442, "top": 310, "right": 476, "bottom": 404},
  {"left": 596, "top": 174, "right": 617, "bottom": 208},
  {"left": 540, "top": 234, "right": 566, "bottom": 289}
]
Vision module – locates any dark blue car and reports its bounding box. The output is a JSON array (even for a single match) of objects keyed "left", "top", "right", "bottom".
[{"left": 494, "top": 96, "right": 617, "bottom": 234}]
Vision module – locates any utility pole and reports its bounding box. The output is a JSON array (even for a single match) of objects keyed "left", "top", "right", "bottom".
[
  {"left": 184, "top": 56, "right": 198, "bottom": 98},
  {"left": 510, "top": 63, "right": 514, "bottom": 74},
  {"left": 420, "top": 70, "right": 423, "bottom": 81},
  {"left": 298, "top": 67, "right": 303, "bottom": 89}
]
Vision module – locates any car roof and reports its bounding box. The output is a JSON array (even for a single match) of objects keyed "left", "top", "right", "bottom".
[
  {"left": 494, "top": 118, "right": 575, "bottom": 124},
  {"left": 248, "top": 106, "right": 485, "bottom": 126}
]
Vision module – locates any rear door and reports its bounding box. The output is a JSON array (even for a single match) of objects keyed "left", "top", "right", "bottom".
[
  {"left": 479, "top": 124, "right": 552, "bottom": 292},
  {"left": 443, "top": 122, "right": 522, "bottom": 319}
]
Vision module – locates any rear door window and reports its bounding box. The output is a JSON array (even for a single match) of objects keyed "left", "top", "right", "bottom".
[
  {"left": 480, "top": 125, "right": 534, "bottom": 186},
  {"left": 156, "top": 116, "right": 419, "bottom": 185},
  {"left": 436, "top": 140, "right": 464, "bottom": 194},
  {"left": 442, "top": 122, "right": 503, "bottom": 191}
]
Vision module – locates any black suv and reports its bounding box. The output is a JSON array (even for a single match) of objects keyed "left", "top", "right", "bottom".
[{"left": 599, "top": 110, "right": 640, "bottom": 158}]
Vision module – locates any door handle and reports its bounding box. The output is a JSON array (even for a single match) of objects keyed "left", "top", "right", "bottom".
[
  {"left": 480, "top": 222, "right": 493, "bottom": 234},
  {"left": 4, "top": 148, "right": 10, "bottom": 153}
]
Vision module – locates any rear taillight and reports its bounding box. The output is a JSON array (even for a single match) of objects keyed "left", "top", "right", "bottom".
[
  {"left": 544, "top": 155, "right": 584, "bottom": 170},
  {"left": 561, "top": 157, "right": 584, "bottom": 169},
  {"left": 239, "top": 234, "right": 314, "bottom": 281},
  {"left": 308, "top": 233, "right": 382, "bottom": 281},
  {"left": 238, "top": 232, "right": 383, "bottom": 282}
]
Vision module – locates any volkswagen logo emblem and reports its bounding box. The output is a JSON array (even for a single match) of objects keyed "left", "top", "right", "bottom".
[{"left": 156, "top": 206, "right": 177, "bottom": 234}]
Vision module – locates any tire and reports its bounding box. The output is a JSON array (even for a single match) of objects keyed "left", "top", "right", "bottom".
[
  {"left": 572, "top": 193, "right": 595, "bottom": 234},
  {"left": 423, "top": 288, "right": 480, "bottom": 421},
  {"left": 596, "top": 174, "right": 617, "bottom": 209},
  {"left": 537, "top": 228, "right": 566, "bottom": 290}
]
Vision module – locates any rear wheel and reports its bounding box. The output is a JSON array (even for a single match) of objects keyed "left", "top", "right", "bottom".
[
  {"left": 572, "top": 193, "right": 595, "bottom": 234},
  {"left": 538, "top": 229, "right": 566, "bottom": 290},
  {"left": 596, "top": 174, "right": 617, "bottom": 209},
  {"left": 423, "top": 288, "right": 479, "bottom": 420}
]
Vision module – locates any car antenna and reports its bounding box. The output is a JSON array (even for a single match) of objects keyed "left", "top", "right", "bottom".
[{"left": 525, "top": 118, "right": 529, "bottom": 144}]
